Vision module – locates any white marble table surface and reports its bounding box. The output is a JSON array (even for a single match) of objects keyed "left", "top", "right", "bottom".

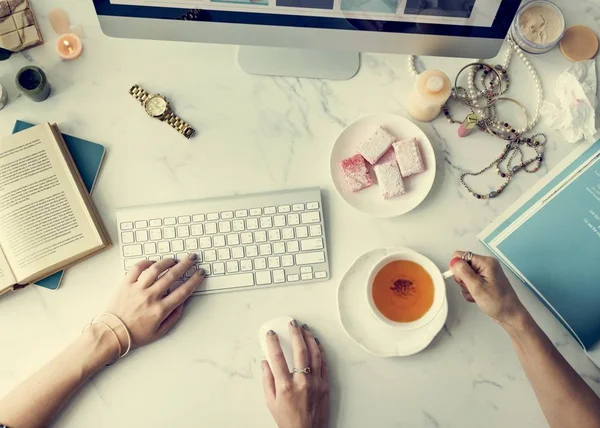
[{"left": 1, "top": 0, "right": 599, "bottom": 426}]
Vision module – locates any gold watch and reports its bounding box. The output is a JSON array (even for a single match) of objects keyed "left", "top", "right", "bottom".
[{"left": 129, "top": 84, "right": 195, "bottom": 139}]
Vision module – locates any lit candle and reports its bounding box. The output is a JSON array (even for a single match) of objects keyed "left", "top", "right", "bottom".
[{"left": 56, "top": 33, "right": 82, "bottom": 60}]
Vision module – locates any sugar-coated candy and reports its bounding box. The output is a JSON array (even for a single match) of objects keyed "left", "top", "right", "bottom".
[
  {"left": 393, "top": 138, "right": 425, "bottom": 177},
  {"left": 340, "top": 154, "right": 373, "bottom": 192},
  {"left": 357, "top": 127, "right": 397, "bottom": 165},
  {"left": 373, "top": 149, "right": 405, "bottom": 199}
]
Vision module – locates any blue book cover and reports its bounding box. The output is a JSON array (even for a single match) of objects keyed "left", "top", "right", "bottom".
[
  {"left": 12, "top": 121, "right": 106, "bottom": 290},
  {"left": 479, "top": 139, "right": 600, "bottom": 367}
]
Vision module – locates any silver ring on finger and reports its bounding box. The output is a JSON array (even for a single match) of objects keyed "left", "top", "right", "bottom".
[
  {"left": 292, "top": 366, "right": 311, "bottom": 375},
  {"left": 462, "top": 251, "right": 473, "bottom": 264}
]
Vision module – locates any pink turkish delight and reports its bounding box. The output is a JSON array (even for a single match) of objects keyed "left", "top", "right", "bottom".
[
  {"left": 357, "top": 127, "right": 397, "bottom": 165},
  {"left": 393, "top": 138, "right": 425, "bottom": 177},
  {"left": 340, "top": 154, "right": 373, "bottom": 192},
  {"left": 373, "top": 149, "right": 405, "bottom": 199}
]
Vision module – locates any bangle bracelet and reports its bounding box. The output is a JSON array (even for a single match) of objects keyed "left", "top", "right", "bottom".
[
  {"left": 82, "top": 321, "right": 121, "bottom": 365},
  {"left": 92, "top": 312, "right": 132, "bottom": 358}
]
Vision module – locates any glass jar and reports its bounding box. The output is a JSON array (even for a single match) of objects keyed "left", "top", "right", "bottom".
[{"left": 510, "top": 0, "right": 565, "bottom": 54}]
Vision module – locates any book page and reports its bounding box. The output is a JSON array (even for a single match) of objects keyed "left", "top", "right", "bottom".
[
  {"left": 0, "top": 247, "right": 16, "bottom": 291},
  {"left": 0, "top": 124, "right": 103, "bottom": 282}
]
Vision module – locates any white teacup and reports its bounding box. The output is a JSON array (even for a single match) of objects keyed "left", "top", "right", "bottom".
[{"left": 367, "top": 248, "right": 447, "bottom": 331}]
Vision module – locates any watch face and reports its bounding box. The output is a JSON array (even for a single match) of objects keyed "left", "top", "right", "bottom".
[{"left": 144, "top": 95, "right": 168, "bottom": 117}]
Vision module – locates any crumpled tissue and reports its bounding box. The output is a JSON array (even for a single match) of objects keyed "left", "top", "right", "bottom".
[{"left": 540, "top": 60, "right": 597, "bottom": 143}]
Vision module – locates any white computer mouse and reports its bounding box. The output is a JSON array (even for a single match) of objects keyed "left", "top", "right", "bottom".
[{"left": 259, "top": 316, "right": 295, "bottom": 372}]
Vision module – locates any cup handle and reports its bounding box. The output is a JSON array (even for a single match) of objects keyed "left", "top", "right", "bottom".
[{"left": 442, "top": 269, "right": 453, "bottom": 280}]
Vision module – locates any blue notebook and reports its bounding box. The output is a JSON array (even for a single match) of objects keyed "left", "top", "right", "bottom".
[
  {"left": 12, "top": 120, "right": 106, "bottom": 290},
  {"left": 479, "top": 139, "right": 600, "bottom": 368}
]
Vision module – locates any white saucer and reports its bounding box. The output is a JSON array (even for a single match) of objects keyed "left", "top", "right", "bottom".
[
  {"left": 337, "top": 247, "right": 448, "bottom": 357},
  {"left": 330, "top": 113, "right": 436, "bottom": 218}
]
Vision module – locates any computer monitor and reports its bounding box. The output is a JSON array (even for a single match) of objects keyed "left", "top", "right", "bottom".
[{"left": 93, "top": 0, "right": 521, "bottom": 80}]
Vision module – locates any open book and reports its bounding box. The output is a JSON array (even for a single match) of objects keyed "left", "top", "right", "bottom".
[
  {"left": 479, "top": 139, "right": 600, "bottom": 368},
  {"left": 0, "top": 123, "right": 110, "bottom": 295}
]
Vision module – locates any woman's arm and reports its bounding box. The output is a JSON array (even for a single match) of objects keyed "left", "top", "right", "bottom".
[
  {"left": 451, "top": 252, "right": 600, "bottom": 428},
  {"left": 0, "top": 255, "right": 205, "bottom": 428}
]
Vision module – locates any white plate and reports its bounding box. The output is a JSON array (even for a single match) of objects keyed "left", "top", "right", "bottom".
[
  {"left": 330, "top": 114, "right": 436, "bottom": 218},
  {"left": 337, "top": 247, "right": 448, "bottom": 357}
]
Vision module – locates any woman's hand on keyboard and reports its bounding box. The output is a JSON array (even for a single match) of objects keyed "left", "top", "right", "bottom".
[
  {"left": 101, "top": 254, "right": 205, "bottom": 350},
  {"left": 262, "top": 320, "right": 330, "bottom": 428}
]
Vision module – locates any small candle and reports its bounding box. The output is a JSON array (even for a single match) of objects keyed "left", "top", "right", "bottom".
[{"left": 56, "top": 33, "right": 82, "bottom": 60}]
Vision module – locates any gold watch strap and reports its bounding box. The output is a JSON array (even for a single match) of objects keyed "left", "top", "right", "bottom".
[
  {"left": 163, "top": 111, "right": 195, "bottom": 139},
  {"left": 130, "top": 84, "right": 150, "bottom": 103}
]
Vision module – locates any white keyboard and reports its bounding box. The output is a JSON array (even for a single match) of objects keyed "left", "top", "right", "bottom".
[{"left": 116, "top": 188, "right": 330, "bottom": 294}]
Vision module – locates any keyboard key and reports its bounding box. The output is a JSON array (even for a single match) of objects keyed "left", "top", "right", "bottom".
[
  {"left": 307, "top": 202, "right": 320, "bottom": 210},
  {"left": 295, "top": 226, "right": 309, "bottom": 239},
  {"left": 282, "top": 228, "right": 295, "bottom": 240},
  {"left": 163, "top": 227, "right": 176, "bottom": 239},
  {"left": 232, "top": 247, "right": 244, "bottom": 259},
  {"left": 273, "top": 242, "right": 286, "bottom": 254},
  {"left": 205, "top": 223, "right": 218, "bottom": 235},
  {"left": 164, "top": 217, "right": 176, "bottom": 226},
  {"left": 135, "top": 220, "right": 148, "bottom": 228},
  {"left": 123, "top": 244, "right": 143, "bottom": 257},
  {"left": 301, "top": 238, "right": 324, "bottom": 251},
  {"left": 191, "top": 224, "right": 204, "bottom": 236},
  {"left": 273, "top": 269, "right": 286, "bottom": 283},
  {"left": 178, "top": 215, "right": 191, "bottom": 224},
  {"left": 149, "top": 218, "right": 162, "bottom": 227},
  {"left": 256, "top": 271, "right": 272, "bottom": 285},
  {"left": 143, "top": 242, "right": 157, "bottom": 255},
  {"left": 300, "top": 266, "right": 313, "bottom": 274},
  {"left": 232, "top": 219, "right": 245, "bottom": 232},
  {"left": 218, "top": 248, "right": 231, "bottom": 260},
  {"left": 288, "top": 213, "right": 300, "bottom": 226},
  {"left": 292, "top": 203, "right": 305, "bottom": 212},
  {"left": 250, "top": 208, "right": 262, "bottom": 216},
  {"left": 172, "top": 240, "right": 184, "bottom": 252},
  {"left": 198, "top": 264, "right": 211, "bottom": 275},
  {"left": 235, "top": 210, "right": 248, "bottom": 218},
  {"left": 177, "top": 226, "right": 190, "bottom": 238},
  {"left": 301, "top": 212, "right": 320, "bottom": 224},
  {"left": 278, "top": 205, "right": 291, "bottom": 213},
  {"left": 204, "top": 250, "right": 217, "bottom": 262},
  {"left": 282, "top": 255, "right": 294, "bottom": 267},
  {"left": 254, "top": 258, "right": 267, "bottom": 270},
  {"left": 158, "top": 242, "right": 170, "bottom": 253},
  {"left": 247, "top": 218, "right": 259, "bottom": 230},
  {"left": 219, "top": 221, "right": 232, "bottom": 233},
  {"left": 199, "top": 237, "right": 212, "bottom": 249},
  {"left": 315, "top": 271, "right": 327, "bottom": 279},
  {"left": 226, "top": 260, "right": 239, "bottom": 273},
  {"left": 240, "top": 232, "right": 253, "bottom": 244},
  {"left": 150, "top": 229, "right": 162, "bottom": 241},
  {"left": 259, "top": 244, "right": 272, "bottom": 256},
  {"left": 124, "top": 257, "right": 146, "bottom": 270},
  {"left": 240, "top": 259, "right": 253, "bottom": 271},
  {"left": 212, "top": 262, "right": 225, "bottom": 275},
  {"left": 309, "top": 224, "right": 323, "bottom": 237},
  {"left": 192, "top": 214, "right": 205, "bottom": 222},
  {"left": 264, "top": 206, "right": 276, "bottom": 215},
  {"left": 268, "top": 256, "right": 280, "bottom": 268},
  {"left": 260, "top": 217, "right": 273, "bottom": 229},
  {"left": 273, "top": 215, "right": 286, "bottom": 228},
  {"left": 246, "top": 245, "right": 258, "bottom": 257},
  {"left": 227, "top": 234, "right": 240, "bottom": 246},
  {"left": 213, "top": 235, "right": 226, "bottom": 247},
  {"left": 196, "top": 273, "right": 255, "bottom": 292},
  {"left": 268, "top": 229, "right": 281, "bottom": 241},
  {"left": 286, "top": 241, "right": 300, "bottom": 253},
  {"left": 136, "top": 230, "right": 149, "bottom": 242},
  {"left": 121, "top": 231, "right": 134, "bottom": 244},
  {"left": 120, "top": 222, "right": 133, "bottom": 230},
  {"left": 255, "top": 230, "right": 267, "bottom": 243},
  {"left": 287, "top": 274, "right": 300, "bottom": 282},
  {"left": 207, "top": 212, "right": 219, "bottom": 221},
  {"left": 296, "top": 251, "right": 325, "bottom": 265},
  {"left": 301, "top": 272, "right": 314, "bottom": 281},
  {"left": 148, "top": 255, "right": 161, "bottom": 262},
  {"left": 185, "top": 238, "right": 198, "bottom": 250},
  {"left": 222, "top": 211, "right": 234, "bottom": 219}
]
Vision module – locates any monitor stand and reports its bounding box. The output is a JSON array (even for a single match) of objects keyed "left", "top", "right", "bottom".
[{"left": 238, "top": 46, "right": 360, "bottom": 80}]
